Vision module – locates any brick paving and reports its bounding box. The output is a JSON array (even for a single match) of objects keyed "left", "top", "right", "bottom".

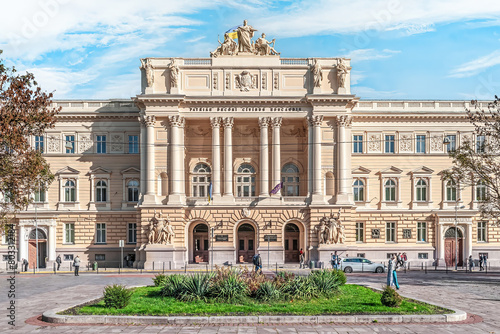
[{"left": 1, "top": 270, "right": 499, "bottom": 333}]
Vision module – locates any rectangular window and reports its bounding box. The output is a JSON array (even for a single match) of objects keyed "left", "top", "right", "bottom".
[
  {"left": 416, "top": 135, "right": 426, "bottom": 153},
  {"left": 357, "top": 253, "right": 365, "bottom": 258},
  {"left": 95, "top": 254, "right": 105, "bottom": 261},
  {"left": 128, "top": 135, "right": 139, "bottom": 154},
  {"left": 96, "top": 223, "right": 106, "bottom": 244},
  {"left": 34, "top": 185, "right": 46, "bottom": 203},
  {"left": 353, "top": 135, "right": 363, "bottom": 153},
  {"left": 65, "top": 135, "right": 75, "bottom": 153},
  {"left": 64, "top": 254, "right": 74, "bottom": 261},
  {"left": 418, "top": 253, "right": 428, "bottom": 259},
  {"left": 478, "top": 222, "right": 487, "bottom": 242},
  {"left": 385, "top": 135, "right": 395, "bottom": 153},
  {"left": 35, "top": 136, "right": 44, "bottom": 153},
  {"left": 355, "top": 222, "right": 364, "bottom": 242},
  {"left": 476, "top": 135, "right": 485, "bottom": 153},
  {"left": 446, "top": 135, "right": 456, "bottom": 152},
  {"left": 386, "top": 222, "right": 396, "bottom": 242},
  {"left": 96, "top": 135, "right": 106, "bottom": 154},
  {"left": 417, "top": 222, "right": 427, "bottom": 242},
  {"left": 128, "top": 223, "right": 137, "bottom": 244},
  {"left": 64, "top": 223, "right": 75, "bottom": 244},
  {"left": 239, "top": 239, "right": 244, "bottom": 251}
]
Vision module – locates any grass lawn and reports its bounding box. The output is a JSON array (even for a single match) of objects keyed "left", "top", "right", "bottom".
[{"left": 74, "top": 284, "right": 450, "bottom": 316}]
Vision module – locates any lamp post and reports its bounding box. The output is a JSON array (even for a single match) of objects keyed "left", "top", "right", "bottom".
[
  {"left": 35, "top": 202, "right": 38, "bottom": 272},
  {"left": 454, "top": 203, "right": 465, "bottom": 270}
]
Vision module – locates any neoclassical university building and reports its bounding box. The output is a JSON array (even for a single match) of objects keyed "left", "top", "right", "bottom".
[{"left": 2, "top": 23, "right": 499, "bottom": 269}]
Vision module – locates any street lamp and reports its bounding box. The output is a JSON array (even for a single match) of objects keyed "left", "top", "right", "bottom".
[{"left": 454, "top": 203, "right": 465, "bottom": 270}]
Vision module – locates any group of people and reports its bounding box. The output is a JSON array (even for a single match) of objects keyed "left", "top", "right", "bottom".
[
  {"left": 468, "top": 254, "right": 488, "bottom": 272},
  {"left": 395, "top": 252, "right": 408, "bottom": 269}
]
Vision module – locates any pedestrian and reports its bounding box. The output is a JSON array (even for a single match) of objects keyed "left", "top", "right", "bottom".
[
  {"left": 56, "top": 254, "right": 62, "bottom": 271},
  {"left": 73, "top": 255, "right": 80, "bottom": 276},
  {"left": 468, "top": 255, "right": 474, "bottom": 272},
  {"left": 479, "top": 254, "right": 484, "bottom": 271},
  {"left": 22, "top": 258, "right": 29, "bottom": 272},
  {"left": 402, "top": 252, "right": 408, "bottom": 269},
  {"left": 299, "top": 248, "right": 305, "bottom": 269},
  {"left": 396, "top": 253, "right": 403, "bottom": 269},
  {"left": 387, "top": 255, "right": 395, "bottom": 287},
  {"left": 484, "top": 255, "right": 488, "bottom": 271},
  {"left": 331, "top": 251, "right": 339, "bottom": 270},
  {"left": 253, "top": 253, "right": 262, "bottom": 273}
]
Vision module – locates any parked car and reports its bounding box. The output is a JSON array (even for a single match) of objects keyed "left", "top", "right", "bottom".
[{"left": 341, "top": 257, "right": 384, "bottom": 273}]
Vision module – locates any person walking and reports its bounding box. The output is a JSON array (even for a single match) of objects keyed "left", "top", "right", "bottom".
[
  {"left": 56, "top": 255, "right": 62, "bottom": 271},
  {"left": 73, "top": 255, "right": 80, "bottom": 276},
  {"left": 484, "top": 255, "right": 488, "bottom": 271},
  {"left": 253, "top": 253, "right": 262, "bottom": 273},
  {"left": 299, "top": 248, "right": 305, "bottom": 269},
  {"left": 387, "top": 255, "right": 395, "bottom": 287},
  {"left": 479, "top": 254, "right": 484, "bottom": 271},
  {"left": 331, "top": 251, "right": 339, "bottom": 270},
  {"left": 468, "top": 255, "right": 474, "bottom": 272},
  {"left": 22, "top": 258, "right": 29, "bottom": 272}
]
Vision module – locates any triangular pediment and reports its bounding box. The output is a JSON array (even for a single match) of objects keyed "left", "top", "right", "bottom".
[
  {"left": 378, "top": 166, "right": 403, "bottom": 175},
  {"left": 410, "top": 166, "right": 434, "bottom": 175},
  {"left": 89, "top": 167, "right": 111, "bottom": 175},
  {"left": 352, "top": 166, "right": 371, "bottom": 174},
  {"left": 56, "top": 166, "right": 80, "bottom": 175},
  {"left": 121, "top": 167, "right": 140, "bottom": 174}
]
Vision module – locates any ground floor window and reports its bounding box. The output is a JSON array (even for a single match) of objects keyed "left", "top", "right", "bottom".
[
  {"left": 418, "top": 253, "right": 428, "bottom": 259},
  {"left": 64, "top": 254, "right": 73, "bottom": 261},
  {"left": 95, "top": 254, "right": 105, "bottom": 261}
]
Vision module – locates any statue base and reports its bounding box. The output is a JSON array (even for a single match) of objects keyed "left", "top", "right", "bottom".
[
  {"left": 313, "top": 87, "right": 322, "bottom": 94},
  {"left": 170, "top": 87, "right": 179, "bottom": 94},
  {"left": 335, "top": 193, "right": 353, "bottom": 205},
  {"left": 145, "top": 87, "right": 154, "bottom": 94},
  {"left": 337, "top": 87, "right": 347, "bottom": 95},
  {"left": 167, "top": 194, "right": 185, "bottom": 205},
  {"left": 142, "top": 244, "right": 184, "bottom": 270}
]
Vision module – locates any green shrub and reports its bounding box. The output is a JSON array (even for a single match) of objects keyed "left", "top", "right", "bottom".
[
  {"left": 333, "top": 269, "right": 347, "bottom": 286},
  {"left": 380, "top": 286, "right": 403, "bottom": 307},
  {"left": 179, "top": 273, "right": 214, "bottom": 302},
  {"left": 153, "top": 274, "right": 168, "bottom": 287},
  {"left": 103, "top": 284, "right": 133, "bottom": 309},
  {"left": 160, "top": 274, "right": 186, "bottom": 298},
  {"left": 280, "top": 276, "right": 317, "bottom": 300},
  {"left": 310, "top": 269, "right": 341, "bottom": 296},
  {"left": 211, "top": 270, "right": 248, "bottom": 302},
  {"left": 255, "top": 281, "right": 280, "bottom": 301}
]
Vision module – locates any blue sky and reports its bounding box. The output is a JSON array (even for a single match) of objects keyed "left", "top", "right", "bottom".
[{"left": 2, "top": 0, "right": 500, "bottom": 100}]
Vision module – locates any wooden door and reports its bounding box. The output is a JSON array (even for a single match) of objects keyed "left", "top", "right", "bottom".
[
  {"left": 284, "top": 232, "right": 299, "bottom": 262},
  {"left": 445, "top": 238, "right": 463, "bottom": 267},
  {"left": 28, "top": 240, "right": 47, "bottom": 269},
  {"left": 237, "top": 224, "right": 255, "bottom": 263},
  {"left": 193, "top": 223, "right": 209, "bottom": 263}
]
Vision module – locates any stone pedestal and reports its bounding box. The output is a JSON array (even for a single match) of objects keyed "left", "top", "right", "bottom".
[
  {"left": 145, "top": 87, "right": 154, "bottom": 94},
  {"left": 142, "top": 244, "right": 183, "bottom": 270},
  {"left": 337, "top": 87, "right": 347, "bottom": 94}
]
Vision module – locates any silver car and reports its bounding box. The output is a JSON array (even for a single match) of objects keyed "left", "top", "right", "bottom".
[{"left": 341, "top": 257, "right": 385, "bottom": 273}]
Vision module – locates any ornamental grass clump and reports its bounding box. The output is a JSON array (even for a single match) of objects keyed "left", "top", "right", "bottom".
[
  {"left": 103, "top": 284, "right": 133, "bottom": 309},
  {"left": 160, "top": 274, "right": 186, "bottom": 298},
  {"left": 179, "top": 272, "right": 214, "bottom": 302},
  {"left": 255, "top": 281, "right": 280, "bottom": 301},
  {"left": 310, "top": 269, "right": 342, "bottom": 296},
  {"left": 211, "top": 269, "right": 248, "bottom": 302},
  {"left": 280, "top": 276, "right": 318, "bottom": 300},
  {"left": 380, "top": 285, "right": 403, "bottom": 308},
  {"left": 153, "top": 274, "right": 168, "bottom": 287}
]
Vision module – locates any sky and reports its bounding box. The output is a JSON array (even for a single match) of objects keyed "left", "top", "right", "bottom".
[{"left": 1, "top": 0, "right": 500, "bottom": 101}]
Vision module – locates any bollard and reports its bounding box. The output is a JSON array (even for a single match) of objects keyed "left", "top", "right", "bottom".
[
  {"left": 206, "top": 263, "right": 208, "bottom": 273},
  {"left": 162, "top": 262, "right": 165, "bottom": 274},
  {"left": 54, "top": 263, "right": 56, "bottom": 275},
  {"left": 97, "top": 266, "right": 99, "bottom": 274},
  {"left": 119, "top": 266, "right": 121, "bottom": 274},
  {"left": 425, "top": 263, "right": 427, "bottom": 274},
  {"left": 33, "top": 266, "right": 35, "bottom": 275},
  {"left": 275, "top": 262, "right": 278, "bottom": 275},
  {"left": 169, "top": 261, "right": 171, "bottom": 270},
  {"left": 153, "top": 262, "right": 155, "bottom": 271},
  {"left": 184, "top": 262, "right": 187, "bottom": 273},
  {"left": 421, "top": 263, "right": 423, "bottom": 271},
  {"left": 435, "top": 262, "right": 437, "bottom": 271},
  {"left": 446, "top": 265, "right": 448, "bottom": 274}
]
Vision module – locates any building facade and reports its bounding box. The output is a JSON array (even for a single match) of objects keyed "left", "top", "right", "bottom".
[{"left": 2, "top": 29, "right": 499, "bottom": 269}]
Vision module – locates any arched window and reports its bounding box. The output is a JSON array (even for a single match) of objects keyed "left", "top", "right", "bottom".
[
  {"left": 476, "top": 179, "right": 487, "bottom": 202},
  {"left": 96, "top": 180, "right": 107, "bottom": 202},
  {"left": 416, "top": 179, "right": 427, "bottom": 202},
  {"left": 127, "top": 180, "right": 139, "bottom": 202},
  {"left": 446, "top": 180, "right": 457, "bottom": 201},
  {"left": 384, "top": 179, "right": 396, "bottom": 202},
  {"left": 64, "top": 180, "right": 76, "bottom": 202},
  {"left": 281, "top": 163, "right": 299, "bottom": 196},
  {"left": 353, "top": 179, "right": 364, "bottom": 202},
  {"left": 236, "top": 163, "right": 256, "bottom": 197},
  {"left": 192, "top": 163, "right": 211, "bottom": 198}
]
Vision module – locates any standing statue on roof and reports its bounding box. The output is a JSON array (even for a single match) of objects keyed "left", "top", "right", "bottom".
[{"left": 237, "top": 19, "right": 257, "bottom": 53}]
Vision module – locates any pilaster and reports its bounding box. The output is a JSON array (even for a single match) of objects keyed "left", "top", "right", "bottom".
[
  {"left": 168, "top": 115, "right": 186, "bottom": 205},
  {"left": 336, "top": 115, "right": 353, "bottom": 204},
  {"left": 259, "top": 117, "right": 270, "bottom": 197}
]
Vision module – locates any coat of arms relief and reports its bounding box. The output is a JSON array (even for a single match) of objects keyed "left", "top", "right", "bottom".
[{"left": 235, "top": 71, "right": 258, "bottom": 91}]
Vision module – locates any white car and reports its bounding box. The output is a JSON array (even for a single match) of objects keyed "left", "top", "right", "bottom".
[{"left": 341, "top": 257, "right": 385, "bottom": 273}]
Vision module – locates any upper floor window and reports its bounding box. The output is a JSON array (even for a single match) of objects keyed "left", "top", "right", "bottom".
[
  {"left": 476, "top": 135, "right": 486, "bottom": 153},
  {"left": 96, "top": 223, "right": 106, "bottom": 244},
  {"left": 64, "top": 180, "right": 76, "bottom": 202},
  {"left": 236, "top": 164, "right": 256, "bottom": 197},
  {"left": 35, "top": 136, "right": 44, "bottom": 153},
  {"left": 478, "top": 222, "right": 487, "bottom": 242},
  {"left": 65, "top": 135, "right": 75, "bottom": 154},
  {"left": 415, "top": 179, "right": 427, "bottom": 202},
  {"left": 64, "top": 223, "right": 75, "bottom": 244},
  {"left": 476, "top": 179, "right": 487, "bottom": 202},
  {"left": 192, "top": 163, "right": 211, "bottom": 198},
  {"left": 384, "top": 179, "right": 396, "bottom": 202},
  {"left": 128, "top": 223, "right": 137, "bottom": 244},
  {"left": 127, "top": 180, "right": 139, "bottom": 202},
  {"left": 386, "top": 222, "right": 396, "bottom": 242},
  {"left": 281, "top": 163, "right": 299, "bottom": 196},
  {"left": 96, "top": 180, "right": 108, "bottom": 202},
  {"left": 445, "top": 135, "right": 456, "bottom": 153},
  {"left": 356, "top": 222, "right": 364, "bottom": 242},
  {"left": 416, "top": 135, "right": 426, "bottom": 153},
  {"left": 353, "top": 135, "right": 363, "bottom": 153},
  {"left": 128, "top": 135, "right": 139, "bottom": 154},
  {"left": 353, "top": 179, "right": 365, "bottom": 202},
  {"left": 96, "top": 135, "right": 106, "bottom": 154},
  {"left": 34, "top": 183, "right": 46, "bottom": 203},
  {"left": 385, "top": 135, "right": 395, "bottom": 153},
  {"left": 446, "top": 180, "right": 457, "bottom": 201}
]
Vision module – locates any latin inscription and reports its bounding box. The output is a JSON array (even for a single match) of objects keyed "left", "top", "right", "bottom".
[{"left": 188, "top": 107, "right": 303, "bottom": 112}]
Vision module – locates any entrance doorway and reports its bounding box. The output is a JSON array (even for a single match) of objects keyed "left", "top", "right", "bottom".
[
  {"left": 444, "top": 227, "right": 463, "bottom": 267},
  {"left": 28, "top": 228, "right": 47, "bottom": 269},
  {"left": 284, "top": 223, "right": 300, "bottom": 263},
  {"left": 237, "top": 223, "right": 255, "bottom": 263},
  {"left": 193, "top": 223, "right": 209, "bottom": 263}
]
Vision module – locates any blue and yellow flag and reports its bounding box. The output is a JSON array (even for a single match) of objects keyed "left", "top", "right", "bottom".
[
  {"left": 225, "top": 25, "right": 240, "bottom": 39},
  {"left": 208, "top": 182, "right": 213, "bottom": 204}
]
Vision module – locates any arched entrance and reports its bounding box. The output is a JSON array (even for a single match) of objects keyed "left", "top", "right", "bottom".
[
  {"left": 284, "top": 223, "right": 300, "bottom": 263},
  {"left": 237, "top": 223, "right": 255, "bottom": 263},
  {"left": 193, "top": 223, "right": 209, "bottom": 263},
  {"left": 28, "top": 228, "right": 47, "bottom": 269},
  {"left": 444, "top": 227, "right": 463, "bottom": 267}
]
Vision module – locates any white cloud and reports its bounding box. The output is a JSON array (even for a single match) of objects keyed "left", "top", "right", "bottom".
[
  {"left": 449, "top": 50, "right": 500, "bottom": 78},
  {"left": 349, "top": 71, "right": 365, "bottom": 85},
  {"left": 344, "top": 49, "right": 400, "bottom": 62},
  {"left": 25, "top": 66, "right": 98, "bottom": 97}
]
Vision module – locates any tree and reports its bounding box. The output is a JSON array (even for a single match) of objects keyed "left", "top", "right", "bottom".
[
  {"left": 0, "top": 50, "right": 60, "bottom": 230},
  {"left": 443, "top": 96, "right": 500, "bottom": 224}
]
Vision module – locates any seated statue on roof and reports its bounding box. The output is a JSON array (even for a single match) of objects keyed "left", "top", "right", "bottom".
[{"left": 211, "top": 33, "right": 237, "bottom": 57}]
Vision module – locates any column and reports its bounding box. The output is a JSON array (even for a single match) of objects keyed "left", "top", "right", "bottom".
[
  {"left": 48, "top": 223, "right": 56, "bottom": 261},
  {"left": 223, "top": 117, "right": 234, "bottom": 198},
  {"left": 336, "top": 115, "right": 353, "bottom": 204},
  {"left": 259, "top": 117, "right": 270, "bottom": 197},
  {"left": 210, "top": 117, "right": 222, "bottom": 198},
  {"left": 168, "top": 115, "right": 186, "bottom": 204},
  {"left": 88, "top": 175, "right": 95, "bottom": 210},
  {"left": 139, "top": 117, "right": 146, "bottom": 196},
  {"left": 143, "top": 115, "right": 156, "bottom": 203},
  {"left": 437, "top": 223, "right": 445, "bottom": 265},
  {"left": 466, "top": 223, "right": 473, "bottom": 259},
  {"left": 271, "top": 117, "right": 282, "bottom": 196},
  {"left": 310, "top": 115, "right": 324, "bottom": 201},
  {"left": 18, "top": 225, "right": 27, "bottom": 262}
]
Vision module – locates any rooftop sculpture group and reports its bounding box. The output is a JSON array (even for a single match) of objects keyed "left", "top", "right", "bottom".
[{"left": 211, "top": 20, "right": 280, "bottom": 57}]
